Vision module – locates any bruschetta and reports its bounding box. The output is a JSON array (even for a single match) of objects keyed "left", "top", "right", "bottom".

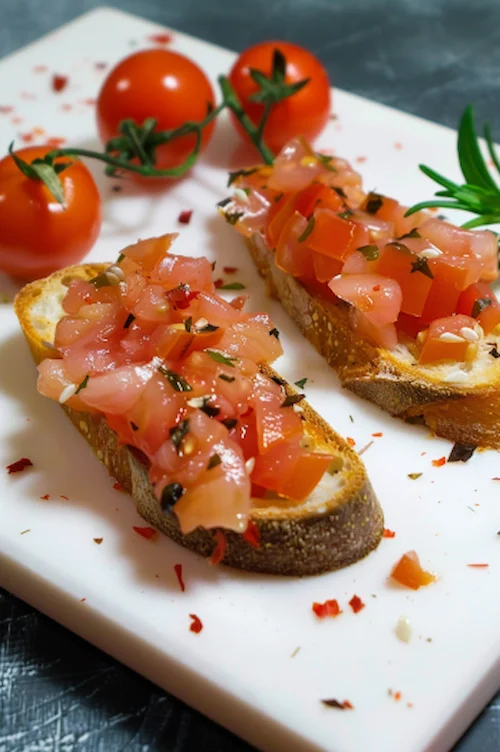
[
  {"left": 222, "top": 137, "right": 500, "bottom": 449},
  {"left": 15, "top": 234, "right": 383, "bottom": 576}
]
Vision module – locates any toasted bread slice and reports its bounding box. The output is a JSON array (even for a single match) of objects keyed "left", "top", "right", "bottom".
[
  {"left": 14, "top": 263, "right": 383, "bottom": 576},
  {"left": 246, "top": 233, "right": 500, "bottom": 449}
]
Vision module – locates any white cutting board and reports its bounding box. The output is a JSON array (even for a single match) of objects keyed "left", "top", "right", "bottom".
[{"left": 0, "top": 8, "right": 499, "bottom": 752}]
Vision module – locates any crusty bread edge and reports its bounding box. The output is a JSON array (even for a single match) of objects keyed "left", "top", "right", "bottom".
[
  {"left": 245, "top": 233, "right": 500, "bottom": 449},
  {"left": 14, "top": 264, "right": 384, "bottom": 576}
]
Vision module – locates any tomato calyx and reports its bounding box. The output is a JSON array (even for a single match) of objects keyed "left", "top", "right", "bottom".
[
  {"left": 248, "top": 49, "right": 310, "bottom": 106},
  {"left": 8, "top": 143, "right": 72, "bottom": 204}
]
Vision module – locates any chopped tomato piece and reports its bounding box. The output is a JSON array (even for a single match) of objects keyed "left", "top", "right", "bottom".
[
  {"left": 307, "top": 209, "right": 369, "bottom": 262},
  {"left": 477, "top": 302, "right": 500, "bottom": 335},
  {"left": 254, "top": 380, "right": 302, "bottom": 452},
  {"left": 419, "top": 260, "right": 462, "bottom": 323},
  {"left": 329, "top": 274, "right": 402, "bottom": 327},
  {"left": 457, "top": 281, "right": 497, "bottom": 317},
  {"left": 275, "top": 211, "right": 316, "bottom": 282},
  {"left": 418, "top": 314, "right": 478, "bottom": 365},
  {"left": 252, "top": 441, "right": 331, "bottom": 500},
  {"left": 312, "top": 252, "right": 342, "bottom": 283},
  {"left": 352, "top": 310, "right": 398, "bottom": 349},
  {"left": 377, "top": 243, "right": 432, "bottom": 317},
  {"left": 312, "top": 599, "right": 342, "bottom": 618},
  {"left": 390, "top": 550, "right": 436, "bottom": 590},
  {"left": 396, "top": 312, "right": 427, "bottom": 340}
]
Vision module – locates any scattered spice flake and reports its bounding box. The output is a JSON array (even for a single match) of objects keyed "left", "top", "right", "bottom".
[
  {"left": 346, "top": 437, "right": 356, "bottom": 447},
  {"left": 372, "top": 432, "right": 383, "bottom": 437},
  {"left": 223, "top": 266, "right": 238, "bottom": 274},
  {"left": 133, "top": 525, "right": 157, "bottom": 540},
  {"left": 421, "top": 451, "right": 427, "bottom": 456},
  {"left": 492, "top": 477, "right": 500, "bottom": 481},
  {"left": 210, "top": 529, "right": 227, "bottom": 565},
  {"left": 383, "top": 528, "right": 396, "bottom": 538},
  {"left": 178, "top": 209, "right": 193, "bottom": 224},
  {"left": 393, "top": 691, "right": 402, "bottom": 702},
  {"left": 408, "top": 472, "right": 422, "bottom": 480},
  {"left": 33, "top": 126, "right": 45, "bottom": 136},
  {"left": 291, "top": 646, "right": 301, "bottom": 658},
  {"left": 349, "top": 595, "right": 365, "bottom": 613},
  {"left": 20, "top": 91, "right": 36, "bottom": 100},
  {"left": 391, "top": 551, "right": 436, "bottom": 590},
  {"left": 61, "top": 103, "right": 73, "bottom": 112},
  {"left": 432, "top": 456, "right": 446, "bottom": 467},
  {"left": 467, "top": 563, "right": 489, "bottom": 568},
  {"left": 214, "top": 278, "right": 224, "bottom": 289},
  {"left": 80, "top": 597, "right": 87, "bottom": 603},
  {"left": 40, "top": 494, "right": 50, "bottom": 500},
  {"left": 312, "top": 599, "right": 342, "bottom": 618},
  {"left": 358, "top": 440, "right": 374, "bottom": 456},
  {"left": 46, "top": 136, "right": 67, "bottom": 148},
  {"left": 149, "top": 32, "right": 173, "bottom": 45},
  {"left": 330, "top": 113, "right": 338, "bottom": 120},
  {"left": 0, "top": 105, "right": 14, "bottom": 114},
  {"left": 6, "top": 458, "right": 33, "bottom": 474},
  {"left": 20, "top": 132, "right": 34, "bottom": 143},
  {"left": 33, "top": 64, "right": 48, "bottom": 73},
  {"left": 321, "top": 699, "right": 354, "bottom": 710},
  {"left": 60, "top": 495, "right": 69, "bottom": 500},
  {"left": 448, "top": 442, "right": 476, "bottom": 463},
  {"left": 189, "top": 613, "right": 203, "bottom": 633},
  {"left": 20, "top": 529, "right": 31, "bottom": 535},
  {"left": 242, "top": 519, "right": 260, "bottom": 548},
  {"left": 174, "top": 563, "right": 185, "bottom": 592},
  {"left": 81, "top": 98, "right": 96, "bottom": 106},
  {"left": 355, "top": 156, "right": 367, "bottom": 164},
  {"left": 113, "top": 481, "right": 125, "bottom": 491},
  {"left": 407, "top": 702, "right": 414, "bottom": 708},
  {"left": 95, "top": 61, "right": 108, "bottom": 70},
  {"left": 112, "top": 184, "right": 122, "bottom": 192},
  {"left": 93, "top": 537, "right": 103, "bottom": 545},
  {"left": 394, "top": 142, "right": 403, "bottom": 150},
  {"left": 52, "top": 74, "right": 68, "bottom": 92}
]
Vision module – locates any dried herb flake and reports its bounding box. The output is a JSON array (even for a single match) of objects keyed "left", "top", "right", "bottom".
[
  {"left": 281, "top": 393, "right": 305, "bottom": 408},
  {"left": 448, "top": 443, "right": 476, "bottom": 463},
  {"left": 158, "top": 366, "right": 193, "bottom": 392}
]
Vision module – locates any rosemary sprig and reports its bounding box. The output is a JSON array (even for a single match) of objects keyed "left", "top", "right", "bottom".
[{"left": 406, "top": 105, "right": 500, "bottom": 229}]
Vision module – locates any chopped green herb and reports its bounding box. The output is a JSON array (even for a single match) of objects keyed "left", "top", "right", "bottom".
[
  {"left": 75, "top": 375, "right": 89, "bottom": 395},
  {"left": 221, "top": 417, "right": 238, "bottom": 430},
  {"left": 206, "top": 350, "right": 238, "bottom": 367},
  {"left": 224, "top": 211, "right": 244, "bottom": 226},
  {"left": 158, "top": 366, "right": 193, "bottom": 392},
  {"left": 130, "top": 421, "right": 139, "bottom": 432},
  {"left": 315, "top": 153, "right": 337, "bottom": 172},
  {"left": 332, "top": 185, "right": 347, "bottom": 199},
  {"left": 448, "top": 442, "right": 476, "bottom": 463},
  {"left": 200, "top": 398, "right": 220, "bottom": 418},
  {"left": 207, "top": 453, "right": 222, "bottom": 470},
  {"left": 388, "top": 241, "right": 412, "bottom": 255},
  {"left": 218, "top": 282, "right": 246, "bottom": 290},
  {"left": 197, "top": 322, "right": 219, "bottom": 333},
  {"left": 216, "top": 197, "right": 232, "bottom": 209},
  {"left": 357, "top": 244, "right": 379, "bottom": 261},
  {"left": 408, "top": 472, "right": 422, "bottom": 480},
  {"left": 399, "top": 228, "right": 421, "bottom": 239},
  {"left": 338, "top": 210, "right": 353, "bottom": 220},
  {"left": 471, "top": 297, "right": 492, "bottom": 318},
  {"left": 489, "top": 346, "right": 500, "bottom": 358},
  {"left": 219, "top": 373, "right": 236, "bottom": 383},
  {"left": 227, "top": 167, "right": 258, "bottom": 187},
  {"left": 271, "top": 375, "right": 287, "bottom": 387},
  {"left": 410, "top": 256, "right": 434, "bottom": 279},
  {"left": 117, "top": 253, "right": 125, "bottom": 263},
  {"left": 298, "top": 215, "right": 315, "bottom": 243},
  {"left": 269, "top": 327, "right": 280, "bottom": 339},
  {"left": 124, "top": 313, "right": 135, "bottom": 329},
  {"left": 274, "top": 192, "right": 284, "bottom": 202},
  {"left": 161, "top": 482, "right": 185, "bottom": 511},
  {"left": 169, "top": 419, "right": 190, "bottom": 453},
  {"left": 90, "top": 272, "right": 111, "bottom": 289},
  {"left": 242, "top": 187, "right": 251, "bottom": 196},
  {"left": 294, "top": 377, "right": 308, "bottom": 389},
  {"left": 349, "top": 414, "right": 354, "bottom": 423},
  {"left": 364, "top": 193, "right": 383, "bottom": 214},
  {"left": 281, "top": 393, "right": 305, "bottom": 408},
  {"left": 184, "top": 316, "right": 192, "bottom": 332}
]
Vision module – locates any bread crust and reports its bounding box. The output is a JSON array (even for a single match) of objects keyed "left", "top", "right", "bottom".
[
  {"left": 245, "top": 233, "right": 500, "bottom": 449},
  {"left": 14, "top": 264, "right": 384, "bottom": 576}
]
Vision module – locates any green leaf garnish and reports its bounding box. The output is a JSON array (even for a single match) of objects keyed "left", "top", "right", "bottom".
[
  {"left": 218, "top": 282, "right": 246, "bottom": 290},
  {"left": 294, "top": 377, "right": 307, "bottom": 389},
  {"left": 206, "top": 350, "right": 238, "bottom": 367},
  {"left": 207, "top": 453, "right": 222, "bottom": 470},
  {"left": 315, "top": 153, "right": 337, "bottom": 172},
  {"left": 161, "top": 482, "right": 185, "bottom": 511},
  {"left": 158, "top": 366, "right": 193, "bottom": 392},
  {"left": 219, "top": 373, "right": 236, "bottom": 383},
  {"left": 224, "top": 211, "right": 244, "bottom": 226},
  {"left": 184, "top": 316, "right": 192, "bottom": 332},
  {"left": 227, "top": 167, "right": 258, "bottom": 187},
  {"left": 364, "top": 193, "right": 383, "bottom": 214},
  {"left": 281, "top": 393, "right": 305, "bottom": 408},
  {"left": 410, "top": 256, "right": 434, "bottom": 279},
  {"left": 357, "top": 244, "right": 379, "bottom": 261},
  {"left": 169, "top": 419, "right": 190, "bottom": 453},
  {"left": 221, "top": 417, "right": 238, "bottom": 430},
  {"left": 75, "top": 375, "right": 89, "bottom": 394},
  {"left": 269, "top": 327, "right": 280, "bottom": 339},
  {"left": 398, "top": 228, "right": 421, "bottom": 240},
  {"left": 124, "top": 313, "right": 135, "bottom": 329},
  {"left": 471, "top": 297, "right": 492, "bottom": 318},
  {"left": 338, "top": 210, "right": 353, "bottom": 220},
  {"left": 298, "top": 215, "right": 315, "bottom": 243}
]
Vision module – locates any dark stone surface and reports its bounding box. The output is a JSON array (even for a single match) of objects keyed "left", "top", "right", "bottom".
[{"left": 1, "top": 1, "right": 499, "bottom": 750}]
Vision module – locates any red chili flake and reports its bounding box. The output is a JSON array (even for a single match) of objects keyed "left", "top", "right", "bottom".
[
  {"left": 372, "top": 432, "right": 383, "bottom": 437},
  {"left": 346, "top": 437, "right": 356, "bottom": 447},
  {"left": 394, "top": 691, "right": 402, "bottom": 702},
  {"left": 321, "top": 698, "right": 354, "bottom": 709},
  {"left": 189, "top": 613, "right": 203, "bottom": 633},
  {"left": 40, "top": 494, "right": 50, "bottom": 500},
  {"left": 80, "top": 597, "right": 87, "bottom": 603},
  {"left": 432, "top": 456, "right": 446, "bottom": 467},
  {"left": 6, "top": 458, "right": 33, "bottom": 474},
  {"left": 33, "top": 64, "right": 48, "bottom": 73},
  {"left": 343, "top": 700, "right": 354, "bottom": 709},
  {"left": 61, "top": 103, "right": 73, "bottom": 112},
  {"left": 214, "top": 278, "right": 225, "bottom": 289},
  {"left": 95, "top": 61, "right": 108, "bottom": 70},
  {"left": 210, "top": 529, "right": 227, "bottom": 565},
  {"left": 113, "top": 481, "right": 125, "bottom": 491},
  {"left": 0, "top": 105, "right": 13, "bottom": 114},
  {"left": 20, "top": 91, "right": 36, "bottom": 100},
  {"left": 349, "top": 595, "right": 365, "bottom": 613},
  {"left": 242, "top": 519, "right": 260, "bottom": 548},
  {"left": 467, "top": 563, "right": 489, "bottom": 568},
  {"left": 394, "top": 142, "right": 403, "bottom": 150},
  {"left": 178, "top": 209, "right": 193, "bottom": 224},
  {"left": 52, "top": 74, "right": 68, "bottom": 92},
  {"left": 20, "top": 132, "right": 34, "bottom": 143},
  {"left": 81, "top": 98, "right": 96, "bottom": 106},
  {"left": 421, "top": 451, "right": 427, "bottom": 456},
  {"left": 223, "top": 266, "right": 239, "bottom": 274},
  {"left": 166, "top": 286, "right": 199, "bottom": 310},
  {"left": 229, "top": 294, "right": 248, "bottom": 311},
  {"left": 133, "top": 525, "right": 157, "bottom": 540},
  {"left": 174, "top": 563, "right": 185, "bottom": 592},
  {"left": 93, "top": 537, "right": 103, "bottom": 545},
  {"left": 149, "top": 32, "right": 173, "bottom": 45},
  {"left": 372, "top": 284, "right": 381, "bottom": 292},
  {"left": 46, "top": 136, "right": 67, "bottom": 148},
  {"left": 383, "top": 528, "right": 396, "bottom": 538},
  {"left": 60, "top": 495, "right": 69, "bottom": 500},
  {"left": 492, "top": 477, "right": 500, "bottom": 481},
  {"left": 355, "top": 156, "right": 367, "bottom": 163},
  {"left": 407, "top": 702, "right": 414, "bottom": 708},
  {"left": 312, "top": 599, "right": 342, "bottom": 618}
]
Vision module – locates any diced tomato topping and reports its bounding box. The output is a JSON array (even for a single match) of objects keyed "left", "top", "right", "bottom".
[
  {"left": 377, "top": 243, "right": 432, "bottom": 317},
  {"left": 390, "top": 550, "right": 436, "bottom": 590},
  {"left": 352, "top": 310, "right": 398, "bottom": 349},
  {"left": 457, "top": 281, "right": 497, "bottom": 317},
  {"left": 329, "top": 274, "right": 402, "bottom": 327},
  {"left": 242, "top": 519, "right": 261, "bottom": 548},
  {"left": 307, "top": 209, "right": 369, "bottom": 262},
  {"left": 418, "top": 314, "right": 478, "bottom": 365},
  {"left": 312, "top": 252, "right": 343, "bottom": 283},
  {"left": 266, "top": 183, "right": 345, "bottom": 248},
  {"left": 275, "top": 212, "right": 316, "bottom": 282}
]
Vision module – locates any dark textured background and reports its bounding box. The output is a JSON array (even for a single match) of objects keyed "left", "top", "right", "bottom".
[{"left": 1, "top": 1, "right": 500, "bottom": 750}]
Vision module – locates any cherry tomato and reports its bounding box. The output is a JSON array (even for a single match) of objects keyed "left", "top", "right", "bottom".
[
  {"left": 0, "top": 146, "right": 101, "bottom": 281},
  {"left": 96, "top": 49, "right": 216, "bottom": 172},
  {"left": 228, "top": 41, "right": 331, "bottom": 154}
]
